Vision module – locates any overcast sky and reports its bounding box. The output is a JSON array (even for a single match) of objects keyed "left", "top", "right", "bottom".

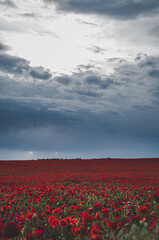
[{"left": 0, "top": 0, "right": 159, "bottom": 160}]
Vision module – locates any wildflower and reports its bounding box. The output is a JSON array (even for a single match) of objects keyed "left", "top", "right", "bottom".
[
  {"left": 90, "top": 225, "right": 102, "bottom": 240},
  {"left": 52, "top": 208, "right": 63, "bottom": 215},
  {"left": 27, "top": 232, "right": 33, "bottom": 240},
  {"left": 1, "top": 206, "right": 11, "bottom": 214},
  {"left": 45, "top": 209, "right": 51, "bottom": 215},
  {"left": 102, "top": 219, "right": 107, "bottom": 225},
  {"left": 107, "top": 220, "right": 117, "bottom": 232},
  {"left": 95, "top": 212, "right": 101, "bottom": 220},
  {"left": 71, "top": 227, "right": 79, "bottom": 236},
  {"left": 112, "top": 202, "right": 118, "bottom": 209},
  {"left": 65, "top": 217, "right": 71, "bottom": 223},
  {"left": 138, "top": 206, "right": 149, "bottom": 214},
  {"left": 102, "top": 208, "right": 109, "bottom": 217},
  {"left": 59, "top": 219, "right": 68, "bottom": 228},
  {"left": 129, "top": 195, "right": 134, "bottom": 200},
  {"left": 26, "top": 211, "right": 34, "bottom": 219},
  {"left": 48, "top": 216, "right": 59, "bottom": 228},
  {"left": 34, "top": 229, "right": 44, "bottom": 239},
  {"left": 17, "top": 216, "right": 26, "bottom": 224},
  {"left": 152, "top": 214, "right": 158, "bottom": 220},
  {"left": 94, "top": 203, "right": 102, "bottom": 209},
  {"left": 70, "top": 218, "right": 79, "bottom": 225},
  {"left": 149, "top": 221, "right": 157, "bottom": 231},
  {"left": 82, "top": 212, "right": 94, "bottom": 224},
  {"left": 134, "top": 195, "right": 140, "bottom": 200}
]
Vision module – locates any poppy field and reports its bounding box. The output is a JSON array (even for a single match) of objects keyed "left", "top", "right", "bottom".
[{"left": 0, "top": 158, "right": 159, "bottom": 240}]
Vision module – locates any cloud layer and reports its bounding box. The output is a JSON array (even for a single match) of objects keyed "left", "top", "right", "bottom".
[
  {"left": 44, "top": 0, "right": 159, "bottom": 19},
  {"left": 0, "top": 0, "right": 16, "bottom": 8},
  {"left": 0, "top": 41, "right": 159, "bottom": 156},
  {"left": 0, "top": 52, "right": 52, "bottom": 80}
]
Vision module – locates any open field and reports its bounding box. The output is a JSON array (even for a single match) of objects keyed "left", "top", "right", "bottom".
[{"left": 0, "top": 158, "right": 159, "bottom": 239}]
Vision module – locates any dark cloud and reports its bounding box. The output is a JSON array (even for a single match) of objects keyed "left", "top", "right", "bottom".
[
  {"left": 43, "top": 0, "right": 159, "bottom": 19},
  {"left": 85, "top": 75, "right": 101, "bottom": 85},
  {"left": 0, "top": 0, "right": 16, "bottom": 8},
  {"left": 1, "top": 52, "right": 159, "bottom": 155},
  {"left": 55, "top": 75, "right": 71, "bottom": 86},
  {"left": 0, "top": 98, "right": 111, "bottom": 151},
  {"left": 139, "top": 56, "right": 159, "bottom": 67},
  {"left": 29, "top": 67, "right": 52, "bottom": 80},
  {"left": 85, "top": 75, "right": 115, "bottom": 89},
  {"left": 149, "top": 69, "right": 159, "bottom": 78},
  {"left": 0, "top": 42, "right": 10, "bottom": 52},
  {"left": 0, "top": 53, "right": 30, "bottom": 74},
  {"left": 0, "top": 53, "right": 53, "bottom": 80},
  {"left": 1, "top": 96, "right": 159, "bottom": 154},
  {"left": 151, "top": 86, "right": 159, "bottom": 99},
  {"left": 0, "top": 98, "right": 75, "bottom": 132},
  {"left": 76, "top": 89, "right": 102, "bottom": 98},
  {"left": 132, "top": 105, "right": 154, "bottom": 111}
]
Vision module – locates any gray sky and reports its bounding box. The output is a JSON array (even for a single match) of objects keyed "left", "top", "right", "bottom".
[{"left": 0, "top": 0, "right": 159, "bottom": 159}]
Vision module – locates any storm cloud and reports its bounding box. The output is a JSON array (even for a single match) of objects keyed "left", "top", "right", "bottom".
[
  {"left": 0, "top": 53, "right": 53, "bottom": 80},
  {"left": 1, "top": 53, "right": 159, "bottom": 141},
  {"left": 29, "top": 67, "right": 52, "bottom": 80},
  {"left": 43, "top": 0, "right": 159, "bottom": 19}
]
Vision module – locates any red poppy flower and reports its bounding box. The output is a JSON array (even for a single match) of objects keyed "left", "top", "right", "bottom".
[
  {"left": 45, "top": 209, "right": 51, "bottom": 215},
  {"left": 17, "top": 216, "right": 26, "bottom": 225},
  {"left": 138, "top": 206, "right": 149, "bottom": 214},
  {"left": 65, "top": 217, "right": 71, "bottom": 223},
  {"left": 59, "top": 219, "right": 68, "bottom": 228},
  {"left": 52, "top": 208, "right": 63, "bottom": 215},
  {"left": 26, "top": 212, "right": 33, "bottom": 219},
  {"left": 129, "top": 195, "right": 134, "bottom": 200},
  {"left": 95, "top": 212, "right": 101, "bottom": 220},
  {"left": 34, "top": 229, "right": 44, "bottom": 239},
  {"left": 134, "top": 195, "right": 140, "bottom": 201},
  {"left": 112, "top": 203, "right": 118, "bottom": 209},
  {"left": 102, "top": 208, "right": 109, "bottom": 217},
  {"left": 94, "top": 203, "right": 102, "bottom": 209},
  {"left": 1, "top": 206, "right": 11, "bottom": 214},
  {"left": 90, "top": 225, "right": 102, "bottom": 240},
  {"left": 82, "top": 212, "right": 94, "bottom": 224},
  {"left": 149, "top": 221, "right": 157, "bottom": 231},
  {"left": 48, "top": 217, "right": 59, "bottom": 228},
  {"left": 70, "top": 218, "right": 79, "bottom": 225},
  {"left": 27, "top": 232, "right": 33, "bottom": 240},
  {"left": 71, "top": 226, "right": 79, "bottom": 236},
  {"left": 102, "top": 219, "right": 107, "bottom": 225},
  {"left": 107, "top": 221, "right": 117, "bottom": 232}
]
